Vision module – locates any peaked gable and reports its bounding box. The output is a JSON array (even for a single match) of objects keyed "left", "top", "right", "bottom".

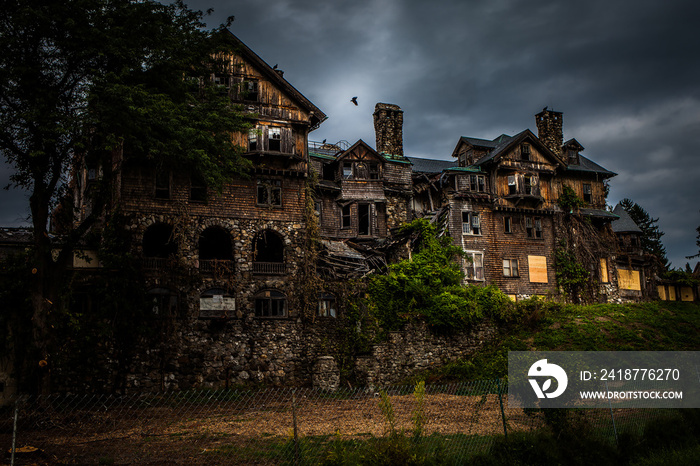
[
  {"left": 336, "top": 139, "right": 385, "bottom": 164},
  {"left": 473, "top": 129, "right": 566, "bottom": 168},
  {"left": 221, "top": 31, "right": 327, "bottom": 129}
]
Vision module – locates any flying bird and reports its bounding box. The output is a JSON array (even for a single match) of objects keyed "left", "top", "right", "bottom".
[{"left": 351, "top": 96, "right": 358, "bottom": 106}]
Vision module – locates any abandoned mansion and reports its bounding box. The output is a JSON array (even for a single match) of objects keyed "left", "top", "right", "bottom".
[{"left": 0, "top": 31, "right": 668, "bottom": 394}]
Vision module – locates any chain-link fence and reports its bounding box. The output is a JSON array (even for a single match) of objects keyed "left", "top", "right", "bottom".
[{"left": 0, "top": 381, "right": 684, "bottom": 465}]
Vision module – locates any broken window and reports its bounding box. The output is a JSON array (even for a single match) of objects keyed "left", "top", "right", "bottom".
[
  {"left": 257, "top": 179, "right": 282, "bottom": 206},
  {"left": 503, "top": 259, "right": 519, "bottom": 277},
  {"left": 341, "top": 204, "right": 352, "bottom": 228},
  {"left": 268, "top": 127, "right": 281, "bottom": 152},
  {"left": 255, "top": 290, "right": 287, "bottom": 317},
  {"left": 504, "top": 216, "right": 512, "bottom": 234},
  {"left": 525, "top": 217, "right": 543, "bottom": 239},
  {"left": 199, "top": 288, "right": 235, "bottom": 319},
  {"left": 521, "top": 143, "right": 531, "bottom": 161},
  {"left": 355, "top": 163, "right": 369, "bottom": 179},
  {"left": 244, "top": 80, "right": 259, "bottom": 101},
  {"left": 369, "top": 163, "right": 380, "bottom": 179},
  {"left": 464, "top": 251, "right": 484, "bottom": 281},
  {"left": 342, "top": 162, "right": 353, "bottom": 180},
  {"left": 155, "top": 170, "right": 170, "bottom": 199},
  {"left": 508, "top": 175, "right": 517, "bottom": 195},
  {"left": 470, "top": 174, "right": 486, "bottom": 192},
  {"left": 248, "top": 128, "right": 258, "bottom": 151},
  {"left": 462, "top": 211, "right": 480, "bottom": 235},
  {"left": 583, "top": 183, "right": 592, "bottom": 203},
  {"left": 358, "top": 204, "right": 371, "bottom": 235},
  {"left": 318, "top": 293, "right": 337, "bottom": 317}
]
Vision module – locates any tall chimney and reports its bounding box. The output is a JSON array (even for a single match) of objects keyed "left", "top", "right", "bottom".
[
  {"left": 535, "top": 108, "right": 563, "bottom": 156},
  {"left": 373, "top": 103, "right": 403, "bottom": 156}
]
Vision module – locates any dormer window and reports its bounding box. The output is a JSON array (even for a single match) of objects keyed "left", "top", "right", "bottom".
[
  {"left": 568, "top": 149, "right": 579, "bottom": 165},
  {"left": 521, "top": 143, "right": 531, "bottom": 161}
]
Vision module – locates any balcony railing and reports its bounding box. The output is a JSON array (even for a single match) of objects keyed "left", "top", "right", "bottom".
[
  {"left": 252, "top": 261, "right": 286, "bottom": 275},
  {"left": 199, "top": 259, "right": 234, "bottom": 274},
  {"left": 143, "top": 257, "right": 170, "bottom": 270}
]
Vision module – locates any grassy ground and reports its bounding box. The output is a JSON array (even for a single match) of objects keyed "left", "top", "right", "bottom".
[{"left": 407, "top": 301, "right": 700, "bottom": 383}]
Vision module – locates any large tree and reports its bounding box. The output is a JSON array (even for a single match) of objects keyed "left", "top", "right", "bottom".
[
  {"left": 619, "top": 198, "right": 668, "bottom": 268},
  {"left": 0, "top": 0, "right": 250, "bottom": 392}
]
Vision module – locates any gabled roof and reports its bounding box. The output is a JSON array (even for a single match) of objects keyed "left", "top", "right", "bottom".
[
  {"left": 472, "top": 129, "right": 566, "bottom": 168},
  {"left": 612, "top": 204, "right": 643, "bottom": 233},
  {"left": 563, "top": 138, "right": 585, "bottom": 151},
  {"left": 222, "top": 31, "right": 327, "bottom": 129},
  {"left": 566, "top": 154, "right": 617, "bottom": 178},
  {"left": 336, "top": 139, "right": 385, "bottom": 163},
  {"left": 406, "top": 157, "right": 455, "bottom": 174}
]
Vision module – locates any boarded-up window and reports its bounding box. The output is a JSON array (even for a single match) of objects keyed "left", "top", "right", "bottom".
[
  {"left": 600, "top": 258, "right": 609, "bottom": 283},
  {"left": 199, "top": 288, "right": 235, "bottom": 319},
  {"left": 528, "top": 255, "right": 548, "bottom": 283},
  {"left": 669, "top": 286, "right": 677, "bottom": 301},
  {"left": 680, "top": 287, "right": 694, "bottom": 301},
  {"left": 618, "top": 269, "right": 641, "bottom": 291},
  {"left": 657, "top": 285, "right": 668, "bottom": 300}
]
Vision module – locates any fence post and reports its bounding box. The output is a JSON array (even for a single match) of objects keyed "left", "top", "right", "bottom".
[
  {"left": 292, "top": 389, "right": 300, "bottom": 465},
  {"left": 11, "top": 398, "right": 19, "bottom": 466},
  {"left": 496, "top": 379, "right": 508, "bottom": 438}
]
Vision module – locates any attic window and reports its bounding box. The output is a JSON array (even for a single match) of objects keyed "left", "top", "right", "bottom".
[
  {"left": 568, "top": 149, "right": 579, "bottom": 164},
  {"left": 369, "top": 163, "right": 380, "bottom": 180},
  {"left": 244, "top": 80, "right": 259, "bottom": 101},
  {"left": 521, "top": 144, "right": 531, "bottom": 161}
]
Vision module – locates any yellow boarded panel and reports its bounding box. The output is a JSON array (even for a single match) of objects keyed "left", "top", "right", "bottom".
[
  {"left": 669, "top": 286, "right": 677, "bottom": 301},
  {"left": 680, "top": 287, "right": 694, "bottom": 301},
  {"left": 600, "top": 259, "right": 609, "bottom": 283},
  {"left": 657, "top": 285, "right": 667, "bottom": 301},
  {"left": 72, "top": 249, "right": 100, "bottom": 268},
  {"left": 528, "top": 255, "right": 548, "bottom": 283},
  {"left": 618, "top": 269, "right": 641, "bottom": 291},
  {"left": 507, "top": 294, "right": 517, "bottom": 302}
]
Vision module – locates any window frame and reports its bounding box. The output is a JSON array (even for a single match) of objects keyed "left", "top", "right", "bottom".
[
  {"left": 463, "top": 250, "right": 485, "bottom": 281},
  {"left": 503, "top": 258, "right": 519, "bottom": 277},
  {"left": 268, "top": 127, "right": 282, "bottom": 152},
  {"left": 254, "top": 290, "right": 287, "bottom": 318},
  {"left": 317, "top": 293, "right": 337, "bottom": 318},
  {"left": 583, "top": 183, "right": 592, "bottom": 203},
  {"left": 470, "top": 174, "right": 486, "bottom": 193},
  {"left": 244, "top": 79, "right": 259, "bottom": 101},
  {"left": 155, "top": 171, "right": 170, "bottom": 200},
  {"left": 190, "top": 175, "right": 207, "bottom": 202},
  {"left": 341, "top": 204, "right": 352, "bottom": 229},
  {"left": 521, "top": 143, "right": 531, "bottom": 161},
  {"left": 508, "top": 175, "right": 517, "bottom": 195},
  {"left": 504, "top": 216, "right": 512, "bottom": 234},
  {"left": 248, "top": 128, "right": 258, "bottom": 151},
  {"left": 462, "top": 211, "right": 481, "bottom": 235},
  {"left": 257, "top": 179, "right": 282, "bottom": 207}
]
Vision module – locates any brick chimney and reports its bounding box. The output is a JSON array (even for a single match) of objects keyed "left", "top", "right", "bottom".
[
  {"left": 535, "top": 108, "right": 563, "bottom": 156},
  {"left": 373, "top": 103, "right": 403, "bottom": 156}
]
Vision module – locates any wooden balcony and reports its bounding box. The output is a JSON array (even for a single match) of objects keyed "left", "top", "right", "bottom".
[
  {"left": 252, "top": 261, "right": 286, "bottom": 275},
  {"left": 143, "top": 257, "right": 170, "bottom": 270}
]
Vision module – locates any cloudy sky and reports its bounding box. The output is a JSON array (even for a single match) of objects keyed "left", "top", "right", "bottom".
[{"left": 2, "top": 0, "right": 699, "bottom": 268}]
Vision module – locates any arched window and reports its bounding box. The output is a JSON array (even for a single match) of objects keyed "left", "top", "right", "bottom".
[
  {"left": 199, "top": 288, "right": 235, "bottom": 319},
  {"left": 318, "top": 293, "right": 337, "bottom": 318},
  {"left": 199, "top": 227, "right": 233, "bottom": 273},
  {"left": 253, "top": 230, "right": 285, "bottom": 274},
  {"left": 254, "top": 290, "right": 287, "bottom": 318},
  {"left": 143, "top": 223, "right": 177, "bottom": 268},
  {"left": 148, "top": 288, "right": 177, "bottom": 316}
]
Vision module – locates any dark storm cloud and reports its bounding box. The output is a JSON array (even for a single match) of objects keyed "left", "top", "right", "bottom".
[{"left": 2, "top": 0, "right": 699, "bottom": 266}]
